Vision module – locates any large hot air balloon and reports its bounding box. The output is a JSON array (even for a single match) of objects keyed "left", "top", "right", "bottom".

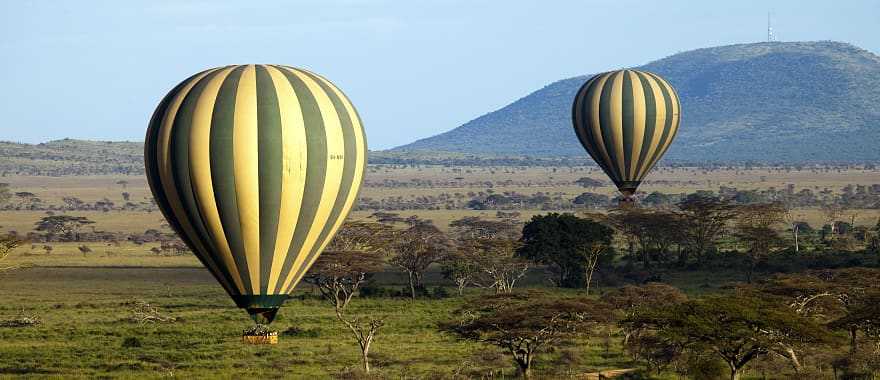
[
  {"left": 572, "top": 69, "right": 680, "bottom": 205},
  {"left": 145, "top": 64, "right": 366, "bottom": 326}
]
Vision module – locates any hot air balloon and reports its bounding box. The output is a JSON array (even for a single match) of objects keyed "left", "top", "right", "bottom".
[
  {"left": 572, "top": 69, "right": 680, "bottom": 205},
  {"left": 145, "top": 65, "right": 366, "bottom": 327}
]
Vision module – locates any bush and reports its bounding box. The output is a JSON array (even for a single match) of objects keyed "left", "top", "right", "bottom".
[
  {"left": 121, "top": 336, "right": 142, "bottom": 348},
  {"left": 430, "top": 286, "right": 451, "bottom": 299},
  {"left": 358, "top": 284, "right": 395, "bottom": 298},
  {"left": 281, "top": 326, "right": 321, "bottom": 338},
  {"left": 0, "top": 313, "right": 40, "bottom": 328},
  {"left": 682, "top": 354, "right": 727, "bottom": 380}
]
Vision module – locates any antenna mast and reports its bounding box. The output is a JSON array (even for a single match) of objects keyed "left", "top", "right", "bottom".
[{"left": 767, "top": 12, "right": 775, "bottom": 42}]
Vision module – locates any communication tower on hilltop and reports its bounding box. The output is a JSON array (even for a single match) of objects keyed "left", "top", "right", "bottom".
[{"left": 767, "top": 12, "right": 775, "bottom": 42}]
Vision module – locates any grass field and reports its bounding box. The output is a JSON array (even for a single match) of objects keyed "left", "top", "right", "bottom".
[
  {"left": 3, "top": 165, "right": 879, "bottom": 205},
  {"left": 0, "top": 262, "right": 842, "bottom": 378},
  {"left": 1, "top": 165, "right": 877, "bottom": 241},
  {"left": 0, "top": 267, "right": 640, "bottom": 379}
]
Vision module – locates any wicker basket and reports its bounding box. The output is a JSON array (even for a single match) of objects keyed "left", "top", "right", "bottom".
[{"left": 242, "top": 332, "right": 278, "bottom": 345}]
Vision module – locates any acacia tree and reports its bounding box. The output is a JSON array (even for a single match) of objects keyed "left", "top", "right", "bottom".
[
  {"left": 870, "top": 218, "right": 880, "bottom": 253},
  {"left": 580, "top": 242, "right": 607, "bottom": 295},
  {"left": 677, "top": 193, "right": 739, "bottom": 264},
  {"left": 828, "top": 293, "right": 880, "bottom": 357},
  {"left": 62, "top": 197, "right": 85, "bottom": 210},
  {"left": 304, "top": 221, "right": 390, "bottom": 373},
  {"left": 0, "top": 234, "right": 22, "bottom": 273},
  {"left": 440, "top": 251, "right": 482, "bottom": 295},
  {"left": 601, "top": 283, "right": 687, "bottom": 346},
  {"left": 0, "top": 183, "right": 10, "bottom": 206},
  {"left": 760, "top": 268, "right": 880, "bottom": 354},
  {"left": 368, "top": 211, "right": 406, "bottom": 225},
  {"left": 782, "top": 203, "right": 803, "bottom": 252},
  {"left": 14, "top": 192, "right": 37, "bottom": 208},
  {"left": 822, "top": 204, "right": 843, "bottom": 238},
  {"left": 440, "top": 290, "right": 611, "bottom": 378},
  {"left": 607, "top": 209, "right": 681, "bottom": 269},
  {"left": 446, "top": 217, "right": 529, "bottom": 294},
  {"left": 389, "top": 221, "right": 451, "bottom": 300},
  {"left": 626, "top": 294, "right": 833, "bottom": 380},
  {"left": 449, "top": 216, "right": 519, "bottom": 240},
  {"left": 34, "top": 215, "right": 95, "bottom": 241},
  {"left": 735, "top": 203, "right": 787, "bottom": 283},
  {"left": 457, "top": 236, "right": 529, "bottom": 294},
  {"left": 607, "top": 208, "right": 653, "bottom": 268}
]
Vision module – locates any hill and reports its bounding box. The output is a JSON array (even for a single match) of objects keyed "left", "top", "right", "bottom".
[
  {"left": 395, "top": 41, "right": 880, "bottom": 162},
  {"left": 0, "top": 139, "right": 143, "bottom": 176},
  {"left": 0, "top": 139, "right": 597, "bottom": 176}
]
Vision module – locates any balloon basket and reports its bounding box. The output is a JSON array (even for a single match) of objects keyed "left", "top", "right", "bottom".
[
  {"left": 242, "top": 324, "right": 278, "bottom": 345},
  {"left": 242, "top": 332, "right": 278, "bottom": 345}
]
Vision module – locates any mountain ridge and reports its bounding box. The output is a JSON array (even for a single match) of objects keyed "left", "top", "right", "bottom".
[{"left": 395, "top": 41, "right": 880, "bottom": 162}]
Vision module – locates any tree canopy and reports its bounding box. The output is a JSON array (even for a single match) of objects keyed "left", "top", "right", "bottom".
[{"left": 517, "top": 213, "right": 614, "bottom": 288}]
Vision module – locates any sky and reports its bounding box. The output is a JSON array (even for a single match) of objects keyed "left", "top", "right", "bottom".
[{"left": 1, "top": 1, "right": 879, "bottom": 149}]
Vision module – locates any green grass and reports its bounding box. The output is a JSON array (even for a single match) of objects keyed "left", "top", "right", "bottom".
[
  {"left": 0, "top": 261, "right": 855, "bottom": 379},
  {"left": 0, "top": 267, "right": 641, "bottom": 379}
]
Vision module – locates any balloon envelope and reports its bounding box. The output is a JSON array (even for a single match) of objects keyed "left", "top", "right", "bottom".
[
  {"left": 571, "top": 69, "right": 680, "bottom": 199},
  {"left": 145, "top": 64, "right": 367, "bottom": 324}
]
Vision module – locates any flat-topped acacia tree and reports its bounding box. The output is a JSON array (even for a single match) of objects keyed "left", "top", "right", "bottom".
[
  {"left": 625, "top": 294, "right": 834, "bottom": 380},
  {"left": 676, "top": 193, "right": 740, "bottom": 264},
  {"left": 446, "top": 217, "right": 529, "bottom": 294},
  {"left": 389, "top": 220, "right": 452, "bottom": 300},
  {"left": 440, "top": 290, "right": 612, "bottom": 378},
  {"left": 759, "top": 268, "right": 880, "bottom": 355},
  {"left": 734, "top": 202, "right": 787, "bottom": 283},
  {"left": 33, "top": 215, "right": 94, "bottom": 241},
  {"left": 601, "top": 283, "right": 688, "bottom": 346},
  {"left": 304, "top": 221, "right": 391, "bottom": 374}
]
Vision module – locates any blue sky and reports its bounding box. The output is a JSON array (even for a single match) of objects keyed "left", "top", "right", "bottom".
[{"left": 1, "top": 0, "right": 878, "bottom": 149}]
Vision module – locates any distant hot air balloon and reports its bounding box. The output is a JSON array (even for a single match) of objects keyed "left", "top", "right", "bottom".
[
  {"left": 572, "top": 69, "right": 680, "bottom": 205},
  {"left": 145, "top": 64, "right": 366, "bottom": 325}
]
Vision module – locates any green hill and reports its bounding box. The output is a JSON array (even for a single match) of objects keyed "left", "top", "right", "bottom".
[{"left": 395, "top": 41, "right": 880, "bottom": 162}]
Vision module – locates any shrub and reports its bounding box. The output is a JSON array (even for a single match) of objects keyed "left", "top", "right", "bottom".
[
  {"left": 682, "top": 354, "right": 727, "bottom": 380},
  {"left": 121, "top": 336, "right": 142, "bottom": 348},
  {"left": 281, "top": 326, "right": 321, "bottom": 338},
  {"left": 430, "top": 286, "right": 451, "bottom": 299},
  {"left": 358, "top": 284, "right": 394, "bottom": 298},
  {"left": 0, "top": 313, "right": 40, "bottom": 328}
]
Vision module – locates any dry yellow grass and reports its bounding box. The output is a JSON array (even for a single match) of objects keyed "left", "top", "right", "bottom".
[
  {"left": 1, "top": 165, "right": 877, "bottom": 244},
  {"left": 6, "top": 242, "right": 200, "bottom": 267},
  {"left": 0, "top": 210, "right": 165, "bottom": 236}
]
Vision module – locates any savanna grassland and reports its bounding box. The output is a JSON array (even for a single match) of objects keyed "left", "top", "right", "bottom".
[
  {"left": 0, "top": 267, "right": 637, "bottom": 379},
  {"left": 1, "top": 164, "right": 878, "bottom": 239},
  {"left": 0, "top": 162, "right": 879, "bottom": 379}
]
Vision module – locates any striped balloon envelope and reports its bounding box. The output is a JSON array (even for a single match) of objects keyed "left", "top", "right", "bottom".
[
  {"left": 144, "top": 64, "right": 366, "bottom": 324},
  {"left": 571, "top": 69, "right": 680, "bottom": 202}
]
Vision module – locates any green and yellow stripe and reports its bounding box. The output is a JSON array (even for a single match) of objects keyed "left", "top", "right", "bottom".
[
  {"left": 145, "top": 64, "right": 367, "bottom": 314},
  {"left": 572, "top": 69, "right": 680, "bottom": 196}
]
